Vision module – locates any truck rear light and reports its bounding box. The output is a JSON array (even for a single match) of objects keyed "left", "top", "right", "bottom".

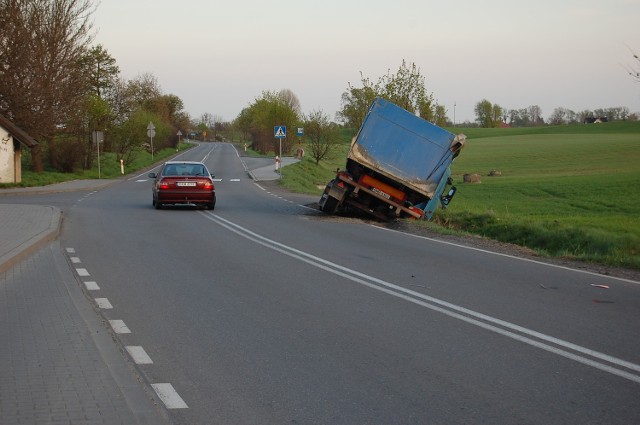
[{"left": 408, "top": 206, "right": 425, "bottom": 219}]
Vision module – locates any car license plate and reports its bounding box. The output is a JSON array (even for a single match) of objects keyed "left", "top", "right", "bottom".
[{"left": 177, "top": 181, "right": 196, "bottom": 187}]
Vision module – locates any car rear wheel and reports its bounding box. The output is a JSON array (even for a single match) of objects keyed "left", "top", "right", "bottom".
[{"left": 154, "top": 198, "right": 162, "bottom": 209}]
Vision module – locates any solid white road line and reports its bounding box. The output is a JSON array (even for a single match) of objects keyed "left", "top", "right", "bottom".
[
  {"left": 126, "top": 346, "right": 154, "bottom": 364},
  {"left": 200, "top": 211, "right": 640, "bottom": 385},
  {"left": 151, "top": 383, "right": 188, "bottom": 409}
]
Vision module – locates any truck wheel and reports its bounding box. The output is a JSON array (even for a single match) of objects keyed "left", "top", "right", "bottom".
[{"left": 320, "top": 195, "right": 339, "bottom": 213}]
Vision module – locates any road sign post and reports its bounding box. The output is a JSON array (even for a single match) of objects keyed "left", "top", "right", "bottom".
[
  {"left": 296, "top": 127, "right": 304, "bottom": 158},
  {"left": 274, "top": 126, "right": 286, "bottom": 179},
  {"left": 92, "top": 131, "right": 104, "bottom": 179},
  {"left": 147, "top": 122, "right": 156, "bottom": 160}
]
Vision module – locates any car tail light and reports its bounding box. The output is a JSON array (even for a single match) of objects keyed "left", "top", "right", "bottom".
[
  {"left": 159, "top": 179, "right": 170, "bottom": 190},
  {"left": 203, "top": 180, "right": 214, "bottom": 190}
]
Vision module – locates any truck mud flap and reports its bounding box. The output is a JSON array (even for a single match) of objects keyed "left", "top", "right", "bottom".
[{"left": 319, "top": 180, "right": 347, "bottom": 213}]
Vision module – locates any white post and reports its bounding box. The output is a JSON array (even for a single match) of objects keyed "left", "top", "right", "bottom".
[{"left": 279, "top": 138, "right": 282, "bottom": 178}]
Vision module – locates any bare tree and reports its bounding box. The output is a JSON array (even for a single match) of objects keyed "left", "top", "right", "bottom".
[
  {"left": 197, "top": 113, "right": 225, "bottom": 141},
  {"left": 126, "top": 73, "right": 162, "bottom": 111},
  {"left": 527, "top": 105, "right": 543, "bottom": 125},
  {"left": 305, "top": 109, "right": 339, "bottom": 165},
  {"left": 278, "top": 89, "right": 302, "bottom": 115},
  {"left": 548, "top": 107, "right": 568, "bottom": 125},
  {"left": 0, "top": 0, "right": 96, "bottom": 172}
]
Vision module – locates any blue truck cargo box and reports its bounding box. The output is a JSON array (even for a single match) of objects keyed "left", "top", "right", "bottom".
[{"left": 348, "top": 98, "right": 464, "bottom": 199}]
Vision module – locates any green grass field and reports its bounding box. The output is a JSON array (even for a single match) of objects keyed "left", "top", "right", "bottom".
[{"left": 282, "top": 122, "right": 640, "bottom": 269}]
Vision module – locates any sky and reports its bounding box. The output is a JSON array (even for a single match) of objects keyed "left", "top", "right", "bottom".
[{"left": 92, "top": 0, "right": 640, "bottom": 124}]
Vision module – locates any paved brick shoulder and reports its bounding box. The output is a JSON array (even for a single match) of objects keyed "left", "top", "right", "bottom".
[{"left": 0, "top": 242, "right": 169, "bottom": 425}]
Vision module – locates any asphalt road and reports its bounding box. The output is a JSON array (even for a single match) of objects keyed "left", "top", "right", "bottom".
[{"left": 6, "top": 142, "right": 640, "bottom": 424}]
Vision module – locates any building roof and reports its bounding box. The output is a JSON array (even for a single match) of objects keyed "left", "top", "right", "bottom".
[{"left": 0, "top": 113, "right": 38, "bottom": 148}]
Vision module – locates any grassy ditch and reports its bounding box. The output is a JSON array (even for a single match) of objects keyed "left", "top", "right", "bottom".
[{"left": 280, "top": 123, "right": 640, "bottom": 269}]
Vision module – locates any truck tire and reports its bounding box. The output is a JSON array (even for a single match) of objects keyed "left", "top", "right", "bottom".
[{"left": 320, "top": 195, "right": 339, "bottom": 213}]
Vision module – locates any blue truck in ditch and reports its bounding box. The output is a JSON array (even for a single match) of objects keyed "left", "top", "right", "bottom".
[{"left": 319, "top": 97, "right": 466, "bottom": 221}]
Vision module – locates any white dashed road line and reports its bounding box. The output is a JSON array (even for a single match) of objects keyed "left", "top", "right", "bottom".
[
  {"left": 109, "top": 319, "right": 131, "bottom": 334},
  {"left": 95, "top": 298, "right": 113, "bottom": 309},
  {"left": 126, "top": 346, "right": 154, "bottom": 364},
  {"left": 84, "top": 281, "right": 100, "bottom": 290},
  {"left": 75, "top": 268, "right": 90, "bottom": 276},
  {"left": 67, "top": 248, "right": 188, "bottom": 410},
  {"left": 151, "top": 383, "right": 189, "bottom": 409}
]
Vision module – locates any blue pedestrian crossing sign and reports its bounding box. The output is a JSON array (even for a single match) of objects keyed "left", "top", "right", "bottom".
[{"left": 274, "top": 126, "right": 286, "bottom": 138}]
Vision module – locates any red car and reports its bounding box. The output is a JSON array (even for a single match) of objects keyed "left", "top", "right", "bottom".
[{"left": 149, "top": 161, "right": 216, "bottom": 210}]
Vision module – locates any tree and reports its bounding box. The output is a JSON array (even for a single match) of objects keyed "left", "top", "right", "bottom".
[
  {"left": 492, "top": 104, "right": 504, "bottom": 126},
  {"left": 527, "top": 105, "right": 543, "bottom": 125},
  {"left": 433, "top": 104, "right": 448, "bottom": 127},
  {"left": 77, "top": 93, "right": 112, "bottom": 170},
  {"left": 126, "top": 73, "right": 162, "bottom": 112},
  {"left": 338, "top": 60, "right": 438, "bottom": 130},
  {"left": 82, "top": 44, "right": 120, "bottom": 98},
  {"left": 0, "top": 0, "right": 96, "bottom": 172},
  {"left": 380, "top": 60, "right": 434, "bottom": 117},
  {"left": 475, "top": 100, "right": 494, "bottom": 127},
  {"left": 197, "top": 113, "right": 225, "bottom": 141},
  {"left": 336, "top": 78, "right": 377, "bottom": 129},
  {"left": 304, "top": 110, "right": 339, "bottom": 165},
  {"left": 548, "top": 107, "right": 568, "bottom": 125},
  {"left": 505, "top": 105, "right": 544, "bottom": 127},
  {"left": 111, "top": 109, "right": 168, "bottom": 165},
  {"left": 236, "top": 90, "right": 300, "bottom": 154},
  {"left": 278, "top": 89, "right": 301, "bottom": 115}
]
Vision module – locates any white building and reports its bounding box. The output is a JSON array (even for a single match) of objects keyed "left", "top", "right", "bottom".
[{"left": 0, "top": 114, "right": 38, "bottom": 184}]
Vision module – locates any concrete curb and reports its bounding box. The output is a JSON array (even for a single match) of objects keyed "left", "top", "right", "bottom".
[{"left": 0, "top": 205, "right": 62, "bottom": 275}]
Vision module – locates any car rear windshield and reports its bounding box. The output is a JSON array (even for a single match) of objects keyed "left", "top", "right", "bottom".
[{"left": 163, "top": 164, "right": 207, "bottom": 176}]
